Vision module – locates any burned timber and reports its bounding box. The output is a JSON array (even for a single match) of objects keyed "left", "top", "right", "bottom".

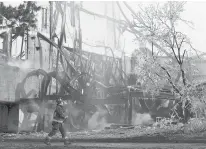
[{"left": 0, "top": 1, "right": 206, "bottom": 134}]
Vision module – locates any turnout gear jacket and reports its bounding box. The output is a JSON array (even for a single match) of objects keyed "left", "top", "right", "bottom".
[{"left": 53, "top": 104, "right": 68, "bottom": 123}]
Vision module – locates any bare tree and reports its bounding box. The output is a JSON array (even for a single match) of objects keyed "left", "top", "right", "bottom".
[{"left": 117, "top": 1, "right": 202, "bottom": 122}]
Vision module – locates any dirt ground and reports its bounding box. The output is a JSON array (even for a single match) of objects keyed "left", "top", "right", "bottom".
[
  {"left": 1, "top": 123, "right": 206, "bottom": 149},
  {"left": 1, "top": 124, "right": 205, "bottom": 142},
  {"left": 0, "top": 124, "right": 186, "bottom": 140},
  {"left": 1, "top": 142, "right": 206, "bottom": 149}
]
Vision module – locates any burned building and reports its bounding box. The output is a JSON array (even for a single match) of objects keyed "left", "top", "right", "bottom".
[{"left": 0, "top": 2, "right": 206, "bottom": 133}]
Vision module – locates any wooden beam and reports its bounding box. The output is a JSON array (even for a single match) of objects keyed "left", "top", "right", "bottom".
[
  {"left": 130, "top": 91, "right": 144, "bottom": 97},
  {"left": 37, "top": 36, "right": 43, "bottom": 68},
  {"left": 130, "top": 91, "right": 175, "bottom": 100},
  {"left": 84, "top": 96, "right": 126, "bottom": 105},
  {"left": 37, "top": 32, "right": 77, "bottom": 73},
  {"left": 49, "top": 1, "right": 53, "bottom": 70},
  {"left": 17, "top": 95, "right": 72, "bottom": 103}
]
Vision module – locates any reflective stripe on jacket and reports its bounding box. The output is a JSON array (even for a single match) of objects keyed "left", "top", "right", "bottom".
[{"left": 52, "top": 119, "right": 64, "bottom": 123}]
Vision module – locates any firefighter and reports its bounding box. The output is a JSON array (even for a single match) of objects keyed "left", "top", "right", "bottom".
[{"left": 44, "top": 97, "right": 71, "bottom": 146}]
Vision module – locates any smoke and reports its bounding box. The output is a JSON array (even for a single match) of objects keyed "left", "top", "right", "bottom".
[
  {"left": 64, "top": 100, "right": 80, "bottom": 117},
  {"left": 18, "top": 99, "right": 40, "bottom": 132},
  {"left": 62, "top": 100, "right": 87, "bottom": 131},
  {"left": 132, "top": 112, "right": 154, "bottom": 126},
  {"left": 7, "top": 59, "right": 34, "bottom": 70},
  {"left": 88, "top": 106, "right": 110, "bottom": 130},
  {"left": 27, "top": 100, "right": 40, "bottom": 113}
]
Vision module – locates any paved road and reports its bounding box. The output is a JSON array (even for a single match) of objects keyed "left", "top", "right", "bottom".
[{"left": 1, "top": 142, "right": 206, "bottom": 149}]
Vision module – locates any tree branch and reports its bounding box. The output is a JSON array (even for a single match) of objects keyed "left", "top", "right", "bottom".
[
  {"left": 180, "top": 65, "right": 187, "bottom": 86},
  {"left": 117, "top": 2, "right": 177, "bottom": 62},
  {"left": 181, "top": 49, "right": 186, "bottom": 63},
  {"left": 159, "top": 65, "right": 182, "bottom": 96},
  {"left": 171, "top": 45, "right": 181, "bottom": 64}
]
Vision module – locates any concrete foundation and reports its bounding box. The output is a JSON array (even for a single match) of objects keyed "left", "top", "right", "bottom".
[
  {"left": 0, "top": 104, "right": 8, "bottom": 132},
  {"left": 8, "top": 104, "right": 20, "bottom": 133},
  {"left": 7, "top": 102, "right": 48, "bottom": 133}
]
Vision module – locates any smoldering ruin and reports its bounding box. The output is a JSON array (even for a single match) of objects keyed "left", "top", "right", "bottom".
[{"left": 0, "top": 1, "right": 206, "bottom": 136}]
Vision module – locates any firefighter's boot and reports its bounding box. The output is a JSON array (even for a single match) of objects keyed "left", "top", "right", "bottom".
[
  {"left": 44, "top": 137, "right": 51, "bottom": 145},
  {"left": 64, "top": 138, "right": 71, "bottom": 146}
]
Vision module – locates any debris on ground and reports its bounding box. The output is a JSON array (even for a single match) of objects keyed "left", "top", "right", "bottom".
[
  {"left": 1, "top": 118, "right": 206, "bottom": 142},
  {"left": 0, "top": 122, "right": 191, "bottom": 140}
]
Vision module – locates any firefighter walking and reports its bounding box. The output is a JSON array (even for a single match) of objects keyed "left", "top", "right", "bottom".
[{"left": 44, "top": 97, "right": 71, "bottom": 146}]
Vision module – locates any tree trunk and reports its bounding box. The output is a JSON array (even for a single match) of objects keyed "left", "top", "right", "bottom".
[{"left": 175, "top": 99, "right": 193, "bottom": 123}]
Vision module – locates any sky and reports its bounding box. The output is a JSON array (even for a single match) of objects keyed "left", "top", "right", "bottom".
[
  {"left": 181, "top": 2, "right": 206, "bottom": 54},
  {"left": 80, "top": 1, "right": 206, "bottom": 56},
  {"left": 2, "top": 1, "right": 206, "bottom": 57}
]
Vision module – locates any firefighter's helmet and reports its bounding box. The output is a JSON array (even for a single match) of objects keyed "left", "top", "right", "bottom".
[{"left": 56, "top": 97, "right": 63, "bottom": 104}]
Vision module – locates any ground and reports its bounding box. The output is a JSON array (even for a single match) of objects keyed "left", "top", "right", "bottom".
[
  {"left": 1, "top": 123, "right": 205, "bottom": 142},
  {"left": 1, "top": 121, "right": 206, "bottom": 148},
  {"left": 1, "top": 142, "right": 206, "bottom": 149}
]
